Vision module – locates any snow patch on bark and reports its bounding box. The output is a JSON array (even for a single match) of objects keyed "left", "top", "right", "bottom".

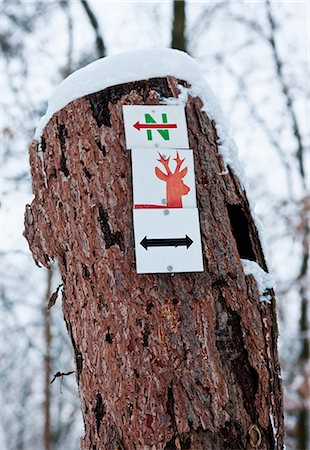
[
  {"left": 269, "top": 410, "right": 278, "bottom": 447},
  {"left": 161, "top": 83, "right": 189, "bottom": 106},
  {"left": 241, "top": 259, "right": 274, "bottom": 303}
]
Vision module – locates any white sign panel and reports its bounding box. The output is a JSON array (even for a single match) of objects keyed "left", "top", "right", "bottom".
[
  {"left": 133, "top": 208, "right": 204, "bottom": 274},
  {"left": 123, "top": 105, "right": 189, "bottom": 149},
  {"left": 132, "top": 148, "right": 197, "bottom": 209}
]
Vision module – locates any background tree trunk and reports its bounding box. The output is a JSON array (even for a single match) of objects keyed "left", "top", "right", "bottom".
[
  {"left": 43, "top": 268, "right": 53, "bottom": 450},
  {"left": 171, "top": 0, "right": 187, "bottom": 52},
  {"left": 24, "top": 76, "right": 284, "bottom": 449}
]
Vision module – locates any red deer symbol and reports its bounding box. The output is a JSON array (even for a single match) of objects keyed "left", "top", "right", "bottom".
[{"left": 155, "top": 151, "right": 190, "bottom": 208}]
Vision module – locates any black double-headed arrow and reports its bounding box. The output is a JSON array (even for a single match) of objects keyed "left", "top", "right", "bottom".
[{"left": 140, "top": 235, "right": 193, "bottom": 250}]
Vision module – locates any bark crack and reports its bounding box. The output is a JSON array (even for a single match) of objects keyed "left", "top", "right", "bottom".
[
  {"left": 94, "top": 393, "right": 105, "bottom": 434},
  {"left": 98, "top": 204, "right": 123, "bottom": 250},
  {"left": 142, "top": 322, "right": 151, "bottom": 347},
  {"left": 58, "top": 123, "right": 69, "bottom": 177},
  {"left": 215, "top": 292, "right": 259, "bottom": 424},
  {"left": 165, "top": 385, "right": 179, "bottom": 449},
  {"left": 65, "top": 317, "right": 83, "bottom": 382}
]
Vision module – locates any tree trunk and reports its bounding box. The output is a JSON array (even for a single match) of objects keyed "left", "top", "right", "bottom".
[
  {"left": 43, "top": 268, "right": 53, "bottom": 450},
  {"left": 24, "top": 76, "right": 284, "bottom": 449},
  {"left": 296, "top": 287, "right": 309, "bottom": 450}
]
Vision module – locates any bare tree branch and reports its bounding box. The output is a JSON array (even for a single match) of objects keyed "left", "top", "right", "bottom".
[
  {"left": 61, "top": 0, "right": 74, "bottom": 77},
  {"left": 227, "top": 13, "right": 268, "bottom": 40},
  {"left": 80, "top": 0, "right": 105, "bottom": 58},
  {"left": 215, "top": 54, "right": 295, "bottom": 196},
  {"left": 265, "top": 0, "right": 306, "bottom": 186},
  {"left": 190, "top": 2, "right": 226, "bottom": 39}
]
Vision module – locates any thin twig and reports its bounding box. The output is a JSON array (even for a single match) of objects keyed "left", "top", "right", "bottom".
[{"left": 50, "top": 371, "right": 75, "bottom": 384}]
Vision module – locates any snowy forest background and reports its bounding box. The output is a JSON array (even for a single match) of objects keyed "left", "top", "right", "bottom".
[{"left": 1, "top": 0, "right": 308, "bottom": 449}]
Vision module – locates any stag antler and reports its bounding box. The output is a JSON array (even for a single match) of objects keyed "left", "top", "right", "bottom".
[
  {"left": 155, "top": 151, "right": 188, "bottom": 182},
  {"left": 157, "top": 153, "right": 172, "bottom": 175},
  {"left": 173, "top": 151, "right": 186, "bottom": 174},
  {"left": 155, "top": 153, "right": 172, "bottom": 181}
]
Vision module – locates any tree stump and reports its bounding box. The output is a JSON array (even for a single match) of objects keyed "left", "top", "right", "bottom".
[{"left": 24, "top": 75, "right": 284, "bottom": 449}]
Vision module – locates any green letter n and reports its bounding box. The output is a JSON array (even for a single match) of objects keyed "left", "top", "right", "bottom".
[{"left": 144, "top": 113, "right": 170, "bottom": 141}]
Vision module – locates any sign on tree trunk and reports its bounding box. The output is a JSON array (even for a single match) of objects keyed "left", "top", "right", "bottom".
[{"left": 24, "top": 49, "right": 284, "bottom": 449}]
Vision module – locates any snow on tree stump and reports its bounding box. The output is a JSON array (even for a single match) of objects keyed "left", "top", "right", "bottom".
[{"left": 24, "top": 50, "right": 284, "bottom": 449}]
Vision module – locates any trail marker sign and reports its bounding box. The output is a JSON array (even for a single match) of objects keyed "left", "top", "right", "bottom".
[
  {"left": 124, "top": 104, "right": 203, "bottom": 274},
  {"left": 123, "top": 105, "right": 189, "bottom": 149},
  {"left": 131, "top": 148, "right": 197, "bottom": 209},
  {"left": 133, "top": 208, "right": 204, "bottom": 274}
]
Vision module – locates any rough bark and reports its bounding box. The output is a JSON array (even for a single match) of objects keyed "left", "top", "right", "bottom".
[{"left": 24, "top": 76, "right": 284, "bottom": 449}]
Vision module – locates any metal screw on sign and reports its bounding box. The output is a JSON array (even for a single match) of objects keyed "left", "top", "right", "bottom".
[
  {"left": 167, "top": 266, "right": 173, "bottom": 272},
  {"left": 164, "top": 210, "right": 169, "bottom": 215}
]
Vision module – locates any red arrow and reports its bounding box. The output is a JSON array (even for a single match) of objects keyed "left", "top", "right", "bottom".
[{"left": 133, "top": 121, "right": 178, "bottom": 131}]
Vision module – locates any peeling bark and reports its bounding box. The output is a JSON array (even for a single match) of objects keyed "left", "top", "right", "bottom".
[{"left": 24, "top": 76, "right": 284, "bottom": 449}]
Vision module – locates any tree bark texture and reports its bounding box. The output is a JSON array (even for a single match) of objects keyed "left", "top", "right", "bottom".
[{"left": 24, "top": 76, "right": 284, "bottom": 449}]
